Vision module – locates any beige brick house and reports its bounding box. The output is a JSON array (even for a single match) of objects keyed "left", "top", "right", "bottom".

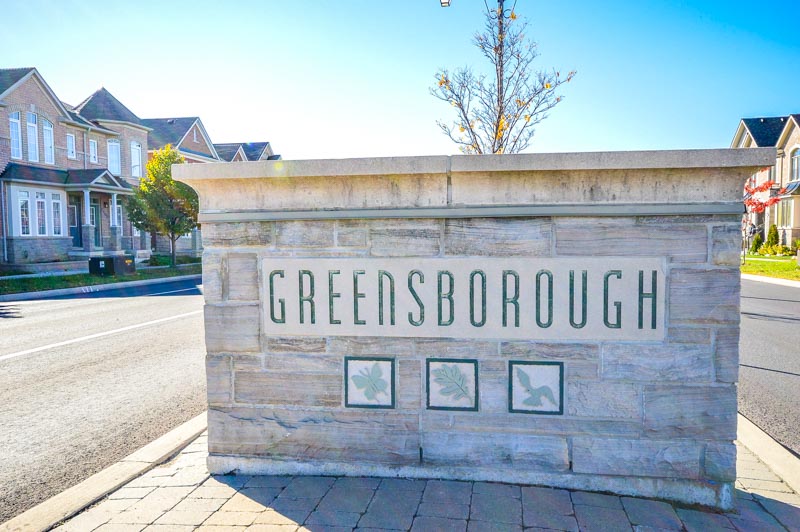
[
  {"left": 1, "top": 67, "right": 280, "bottom": 267},
  {"left": 0, "top": 68, "right": 138, "bottom": 264},
  {"left": 733, "top": 115, "right": 800, "bottom": 245}
]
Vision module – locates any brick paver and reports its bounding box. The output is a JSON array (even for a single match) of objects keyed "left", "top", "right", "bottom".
[{"left": 53, "top": 436, "right": 800, "bottom": 532}]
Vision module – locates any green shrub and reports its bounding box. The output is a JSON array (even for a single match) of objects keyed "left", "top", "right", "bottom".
[
  {"left": 758, "top": 244, "right": 793, "bottom": 256},
  {"left": 766, "top": 224, "right": 780, "bottom": 246},
  {"left": 750, "top": 233, "right": 763, "bottom": 254},
  {"left": 793, "top": 239, "right": 800, "bottom": 254}
]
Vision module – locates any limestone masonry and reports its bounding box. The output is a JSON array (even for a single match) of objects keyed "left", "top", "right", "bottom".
[{"left": 175, "top": 148, "right": 774, "bottom": 510}]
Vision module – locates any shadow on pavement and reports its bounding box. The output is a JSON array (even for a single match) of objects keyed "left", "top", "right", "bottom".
[
  {"left": 40, "top": 279, "right": 203, "bottom": 300},
  {"left": 0, "top": 304, "right": 22, "bottom": 318}
]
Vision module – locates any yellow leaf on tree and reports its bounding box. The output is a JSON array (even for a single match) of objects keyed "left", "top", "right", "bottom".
[
  {"left": 545, "top": 82, "right": 552, "bottom": 89},
  {"left": 510, "top": 11, "right": 517, "bottom": 20}
]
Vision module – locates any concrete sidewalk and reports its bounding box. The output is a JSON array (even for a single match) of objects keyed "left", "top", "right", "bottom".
[{"left": 39, "top": 433, "right": 800, "bottom": 531}]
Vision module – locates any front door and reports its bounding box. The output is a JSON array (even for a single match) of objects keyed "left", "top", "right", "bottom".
[
  {"left": 90, "top": 203, "right": 101, "bottom": 248},
  {"left": 68, "top": 199, "right": 82, "bottom": 247}
]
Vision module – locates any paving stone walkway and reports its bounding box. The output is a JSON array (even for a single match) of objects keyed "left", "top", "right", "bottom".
[{"left": 54, "top": 434, "right": 800, "bottom": 531}]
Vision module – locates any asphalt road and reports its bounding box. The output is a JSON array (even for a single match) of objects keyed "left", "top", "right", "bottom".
[
  {"left": 739, "top": 278, "right": 800, "bottom": 456},
  {"left": 0, "top": 279, "right": 207, "bottom": 523}
]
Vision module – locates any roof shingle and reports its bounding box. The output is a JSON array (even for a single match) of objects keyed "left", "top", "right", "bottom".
[
  {"left": 141, "top": 117, "right": 198, "bottom": 151},
  {"left": 0, "top": 67, "right": 34, "bottom": 96},
  {"left": 742, "top": 116, "right": 788, "bottom": 147},
  {"left": 213, "top": 143, "right": 243, "bottom": 162},
  {"left": 0, "top": 163, "right": 131, "bottom": 189},
  {"left": 74, "top": 87, "right": 143, "bottom": 126}
]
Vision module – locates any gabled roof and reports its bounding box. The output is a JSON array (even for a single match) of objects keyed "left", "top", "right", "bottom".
[
  {"left": 0, "top": 67, "right": 74, "bottom": 121},
  {"left": 242, "top": 142, "right": 271, "bottom": 161},
  {"left": 740, "top": 116, "right": 788, "bottom": 147},
  {"left": 0, "top": 163, "right": 132, "bottom": 190},
  {"left": 141, "top": 117, "right": 199, "bottom": 151},
  {"left": 213, "top": 143, "right": 245, "bottom": 162},
  {"left": 74, "top": 87, "right": 143, "bottom": 126},
  {"left": 0, "top": 67, "right": 34, "bottom": 96}
]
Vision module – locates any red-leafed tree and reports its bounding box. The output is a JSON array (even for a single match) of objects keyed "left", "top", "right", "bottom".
[
  {"left": 743, "top": 180, "right": 785, "bottom": 214},
  {"left": 742, "top": 175, "right": 786, "bottom": 263}
]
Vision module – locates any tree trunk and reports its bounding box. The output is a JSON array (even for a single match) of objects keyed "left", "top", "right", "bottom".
[{"left": 170, "top": 234, "right": 177, "bottom": 268}]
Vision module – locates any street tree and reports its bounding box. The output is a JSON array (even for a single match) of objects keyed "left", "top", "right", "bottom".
[
  {"left": 431, "top": 0, "right": 575, "bottom": 154},
  {"left": 126, "top": 144, "right": 198, "bottom": 267},
  {"left": 742, "top": 177, "right": 785, "bottom": 262}
]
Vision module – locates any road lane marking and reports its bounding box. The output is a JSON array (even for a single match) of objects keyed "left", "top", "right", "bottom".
[
  {"left": 147, "top": 287, "right": 202, "bottom": 296},
  {"left": 0, "top": 310, "right": 203, "bottom": 363}
]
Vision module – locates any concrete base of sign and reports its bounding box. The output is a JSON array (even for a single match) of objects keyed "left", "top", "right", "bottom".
[
  {"left": 207, "top": 456, "right": 733, "bottom": 510},
  {"left": 177, "top": 149, "right": 774, "bottom": 510}
]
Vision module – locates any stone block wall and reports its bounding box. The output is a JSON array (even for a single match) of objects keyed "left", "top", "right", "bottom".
[
  {"left": 7, "top": 236, "right": 72, "bottom": 263},
  {"left": 176, "top": 149, "right": 775, "bottom": 509}
]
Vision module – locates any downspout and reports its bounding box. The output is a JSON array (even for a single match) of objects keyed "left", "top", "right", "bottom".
[{"left": 1, "top": 179, "right": 7, "bottom": 263}]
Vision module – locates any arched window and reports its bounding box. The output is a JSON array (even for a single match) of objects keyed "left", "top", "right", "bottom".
[
  {"left": 26, "top": 112, "right": 38, "bottom": 162},
  {"left": 9, "top": 112, "right": 21, "bottom": 159},
  {"left": 108, "top": 139, "right": 121, "bottom": 175},
  {"left": 792, "top": 149, "right": 800, "bottom": 182},
  {"left": 130, "top": 141, "right": 142, "bottom": 177},
  {"left": 42, "top": 118, "right": 54, "bottom": 164}
]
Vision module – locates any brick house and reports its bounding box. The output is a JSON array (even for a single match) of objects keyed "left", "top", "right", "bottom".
[
  {"left": 0, "top": 68, "right": 137, "bottom": 264},
  {"left": 733, "top": 115, "right": 800, "bottom": 245},
  {"left": 1, "top": 67, "right": 281, "bottom": 267}
]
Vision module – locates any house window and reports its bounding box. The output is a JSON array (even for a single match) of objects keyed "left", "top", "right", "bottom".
[
  {"left": 43, "top": 119, "right": 54, "bottom": 164},
  {"left": 116, "top": 205, "right": 123, "bottom": 234},
  {"left": 9, "top": 112, "right": 22, "bottom": 159},
  {"left": 108, "top": 139, "right": 121, "bottom": 175},
  {"left": 193, "top": 128, "right": 198, "bottom": 143},
  {"left": 778, "top": 200, "right": 794, "bottom": 228},
  {"left": 36, "top": 192, "right": 47, "bottom": 235},
  {"left": 791, "top": 150, "right": 800, "bottom": 182},
  {"left": 27, "top": 112, "right": 39, "bottom": 162},
  {"left": 19, "top": 191, "right": 30, "bottom": 236},
  {"left": 130, "top": 141, "right": 142, "bottom": 177},
  {"left": 66, "top": 133, "right": 76, "bottom": 159},
  {"left": 52, "top": 194, "right": 62, "bottom": 236},
  {"left": 89, "top": 139, "right": 98, "bottom": 163},
  {"left": 132, "top": 225, "right": 140, "bottom": 237}
]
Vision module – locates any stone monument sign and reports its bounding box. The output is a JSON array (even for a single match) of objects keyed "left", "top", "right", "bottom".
[{"left": 175, "top": 148, "right": 773, "bottom": 509}]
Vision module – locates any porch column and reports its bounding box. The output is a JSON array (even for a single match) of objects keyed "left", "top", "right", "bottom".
[
  {"left": 111, "top": 193, "right": 118, "bottom": 226},
  {"left": 83, "top": 190, "right": 91, "bottom": 224},
  {"left": 81, "top": 189, "right": 93, "bottom": 252}
]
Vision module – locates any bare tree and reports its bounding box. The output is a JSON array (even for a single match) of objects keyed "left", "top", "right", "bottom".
[{"left": 431, "top": 0, "right": 575, "bottom": 154}]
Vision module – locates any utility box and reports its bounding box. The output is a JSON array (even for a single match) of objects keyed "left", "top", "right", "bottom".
[{"left": 89, "top": 256, "right": 136, "bottom": 276}]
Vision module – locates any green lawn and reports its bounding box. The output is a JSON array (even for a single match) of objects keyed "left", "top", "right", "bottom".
[
  {"left": 0, "top": 264, "right": 201, "bottom": 296},
  {"left": 744, "top": 254, "right": 794, "bottom": 261},
  {"left": 741, "top": 258, "right": 800, "bottom": 281}
]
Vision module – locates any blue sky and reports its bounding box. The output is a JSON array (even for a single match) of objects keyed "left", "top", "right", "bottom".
[{"left": 2, "top": 0, "right": 798, "bottom": 159}]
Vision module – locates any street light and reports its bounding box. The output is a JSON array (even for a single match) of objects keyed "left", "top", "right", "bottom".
[{"left": 440, "top": 0, "right": 451, "bottom": 6}]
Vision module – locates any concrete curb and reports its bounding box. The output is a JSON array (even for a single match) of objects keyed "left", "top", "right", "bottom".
[
  {"left": 0, "top": 412, "right": 207, "bottom": 532},
  {"left": 741, "top": 273, "right": 800, "bottom": 288},
  {"left": 737, "top": 413, "right": 800, "bottom": 494},
  {"left": 0, "top": 274, "right": 201, "bottom": 302}
]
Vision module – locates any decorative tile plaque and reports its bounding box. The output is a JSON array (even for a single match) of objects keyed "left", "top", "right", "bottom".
[
  {"left": 508, "top": 361, "right": 564, "bottom": 415},
  {"left": 344, "top": 357, "right": 395, "bottom": 409},
  {"left": 426, "top": 358, "right": 479, "bottom": 411}
]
